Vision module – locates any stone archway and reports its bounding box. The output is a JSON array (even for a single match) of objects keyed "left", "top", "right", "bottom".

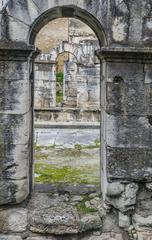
[
  {"left": 30, "top": 6, "right": 104, "bottom": 196},
  {"left": 0, "top": 1, "right": 152, "bottom": 239},
  {"left": 0, "top": 3, "right": 106, "bottom": 205}
]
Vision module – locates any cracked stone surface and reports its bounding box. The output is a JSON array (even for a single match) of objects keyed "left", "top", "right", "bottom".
[
  {"left": 0, "top": 208, "right": 28, "bottom": 233},
  {"left": 28, "top": 191, "right": 103, "bottom": 235}
]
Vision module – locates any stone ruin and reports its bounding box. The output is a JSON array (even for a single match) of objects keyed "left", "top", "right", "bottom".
[
  {"left": 34, "top": 19, "right": 100, "bottom": 123},
  {"left": 0, "top": 0, "right": 152, "bottom": 239}
]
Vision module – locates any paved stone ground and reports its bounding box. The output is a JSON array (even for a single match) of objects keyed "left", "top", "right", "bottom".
[{"left": 35, "top": 127, "right": 100, "bottom": 148}]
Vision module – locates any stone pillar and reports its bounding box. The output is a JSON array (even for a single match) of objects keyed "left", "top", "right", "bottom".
[
  {"left": 77, "top": 66, "right": 89, "bottom": 109},
  {"left": 97, "top": 48, "right": 152, "bottom": 211},
  {"left": 77, "top": 64, "right": 100, "bottom": 109},
  {"left": 34, "top": 56, "right": 56, "bottom": 108},
  {"left": 64, "top": 61, "right": 77, "bottom": 107},
  {"left": 0, "top": 42, "right": 36, "bottom": 205}
]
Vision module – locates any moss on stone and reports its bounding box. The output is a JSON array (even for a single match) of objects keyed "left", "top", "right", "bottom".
[{"left": 34, "top": 162, "right": 99, "bottom": 185}]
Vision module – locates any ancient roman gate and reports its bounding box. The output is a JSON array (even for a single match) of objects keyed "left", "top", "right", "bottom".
[{"left": 0, "top": 0, "right": 152, "bottom": 239}]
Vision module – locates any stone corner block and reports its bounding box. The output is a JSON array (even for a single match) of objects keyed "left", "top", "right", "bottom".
[
  {"left": 0, "top": 208, "right": 28, "bottom": 233},
  {"left": 106, "top": 182, "right": 125, "bottom": 197},
  {"left": 106, "top": 183, "right": 138, "bottom": 212},
  {"left": 119, "top": 212, "right": 131, "bottom": 229}
]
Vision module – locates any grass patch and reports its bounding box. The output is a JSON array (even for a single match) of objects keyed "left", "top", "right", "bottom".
[
  {"left": 34, "top": 145, "right": 44, "bottom": 151},
  {"left": 74, "top": 144, "right": 100, "bottom": 151},
  {"left": 44, "top": 144, "right": 56, "bottom": 150},
  {"left": 34, "top": 152, "right": 49, "bottom": 160},
  {"left": 34, "top": 163, "right": 99, "bottom": 185},
  {"left": 56, "top": 91, "right": 63, "bottom": 103},
  {"left": 94, "top": 138, "right": 100, "bottom": 147},
  {"left": 56, "top": 72, "right": 63, "bottom": 84},
  {"left": 75, "top": 197, "right": 97, "bottom": 215}
]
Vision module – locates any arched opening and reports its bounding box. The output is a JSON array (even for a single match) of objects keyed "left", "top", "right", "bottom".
[
  {"left": 29, "top": 6, "right": 107, "bottom": 46},
  {"left": 29, "top": 6, "right": 106, "bottom": 197}
]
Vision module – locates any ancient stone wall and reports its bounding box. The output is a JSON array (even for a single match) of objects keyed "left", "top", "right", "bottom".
[
  {"left": 34, "top": 39, "right": 100, "bottom": 121},
  {"left": 0, "top": 0, "right": 152, "bottom": 239},
  {"left": 34, "top": 55, "right": 56, "bottom": 108}
]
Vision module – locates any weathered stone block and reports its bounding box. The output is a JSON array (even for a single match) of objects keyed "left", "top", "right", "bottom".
[
  {"left": 106, "top": 182, "right": 124, "bottom": 197},
  {"left": 112, "top": 17, "right": 128, "bottom": 43},
  {"left": 29, "top": 206, "right": 79, "bottom": 235},
  {"left": 8, "top": 16, "right": 30, "bottom": 42},
  {"left": 106, "top": 114, "right": 152, "bottom": 149},
  {"left": 0, "top": 78, "right": 30, "bottom": 112},
  {"left": 7, "top": 0, "right": 42, "bottom": 27},
  {"left": 102, "top": 210, "right": 121, "bottom": 233},
  {"left": 0, "top": 143, "right": 30, "bottom": 180},
  {"left": 27, "top": 237, "right": 57, "bottom": 240},
  {"left": 145, "top": 183, "right": 152, "bottom": 192},
  {"left": 137, "top": 231, "right": 152, "bottom": 240},
  {"left": 0, "top": 208, "right": 28, "bottom": 233},
  {"left": 142, "top": 17, "right": 152, "bottom": 46},
  {"left": 106, "top": 63, "right": 146, "bottom": 115},
  {"left": 107, "top": 147, "right": 152, "bottom": 181},
  {"left": 0, "top": 178, "right": 29, "bottom": 205},
  {"left": 119, "top": 212, "right": 131, "bottom": 229},
  {"left": 0, "top": 113, "right": 30, "bottom": 145},
  {"left": 133, "top": 214, "right": 152, "bottom": 231},
  {"left": 106, "top": 80, "right": 146, "bottom": 115},
  {"left": 0, "top": 235, "right": 22, "bottom": 240},
  {"left": 82, "top": 233, "right": 124, "bottom": 240},
  {"left": 135, "top": 186, "right": 152, "bottom": 219},
  {"left": 0, "top": 61, "right": 28, "bottom": 80},
  {"left": 80, "top": 213, "right": 102, "bottom": 232},
  {"left": 107, "top": 183, "right": 138, "bottom": 212}
]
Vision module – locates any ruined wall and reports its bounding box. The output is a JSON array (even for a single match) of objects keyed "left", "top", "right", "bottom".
[
  {"left": 0, "top": 0, "right": 152, "bottom": 239},
  {"left": 34, "top": 18, "right": 100, "bottom": 121},
  {"left": 34, "top": 55, "right": 56, "bottom": 108},
  {"left": 34, "top": 33, "right": 100, "bottom": 121}
]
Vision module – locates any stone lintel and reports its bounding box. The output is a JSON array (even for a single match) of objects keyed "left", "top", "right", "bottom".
[{"left": 96, "top": 47, "right": 152, "bottom": 63}]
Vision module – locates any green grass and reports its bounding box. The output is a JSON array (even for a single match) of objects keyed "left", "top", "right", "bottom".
[
  {"left": 74, "top": 144, "right": 100, "bottom": 151},
  {"left": 56, "top": 72, "right": 63, "bottom": 84},
  {"left": 56, "top": 91, "right": 63, "bottom": 103},
  {"left": 34, "top": 152, "right": 49, "bottom": 160},
  {"left": 34, "top": 145, "right": 44, "bottom": 151},
  {"left": 34, "top": 163, "right": 99, "bottom": 185},
  {"left": 44, "top": 144, "right": 56, "bottom": 150},
  {"left": 75, "top": 196, "right": 97, "bottom": 215}
]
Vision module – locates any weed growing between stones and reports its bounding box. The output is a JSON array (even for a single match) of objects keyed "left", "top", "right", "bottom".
[{"left": 75, "top": 196, "right": 98, "bottom": 215}]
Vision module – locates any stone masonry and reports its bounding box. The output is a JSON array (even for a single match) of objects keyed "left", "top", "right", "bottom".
[{"left": 0, "top": 0, "right": 152, "bottom": 239}]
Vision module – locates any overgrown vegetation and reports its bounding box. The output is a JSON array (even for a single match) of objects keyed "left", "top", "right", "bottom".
[
  {"left": 75, "top": 196, "right": 97, "bottom": 215},
  {"left": 56, "top": 72, "right": 63, "bottom": 104},
  {"left": 34, "top": 152, "right": 49, "bottom": 160},
  {"left": 56, "top": 91, "right": 63, "bottom": 103},
  {"left": 34, "top": 141, "right": 100, "bottom": 185},
  {"left": 34, "top": 163, "right": 99, "bottom": 185},
  {"left": 56, "top": 72, "right": 63, "bottom": 84}
]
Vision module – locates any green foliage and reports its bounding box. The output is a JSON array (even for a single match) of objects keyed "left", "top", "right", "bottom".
[
  {"left": 74, "top": 144, "right": 82, "bottom": 151},
  {"left": 34, "top": 145, "right": 44, "bottom": 151},
  {"left": 34, "top": 152, "right": 49, "bottom": 160},
  {"left": 75, "top": 197, "right": 97, "bottom": 215},
  {"left": 94, "top": 138, "right": 100, "bottom": 147},
  {"left": 56, "top": 91, "right": 63, "bottom": 103},
  {"left": 56, "top": 72, "right": 64, "bottom": 84},
  {"left": 45, "top": 144, "right": 56, "bottom": 149}
]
